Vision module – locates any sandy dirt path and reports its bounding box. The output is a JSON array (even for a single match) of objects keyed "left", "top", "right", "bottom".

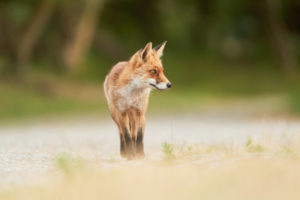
[{"left": 0, "top": 114, "right": 300, "bottom": 188}]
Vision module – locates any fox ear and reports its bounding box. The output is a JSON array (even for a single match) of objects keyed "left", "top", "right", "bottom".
[
  {"left": 153, "top": 41, "right": 167, "bottom": 58},
  {"left": 140, "top": 42, "right": 152, "bottom": 61}
]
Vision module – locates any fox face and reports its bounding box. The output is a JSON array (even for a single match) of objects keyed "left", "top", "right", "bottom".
[{"left": 129, "top": 42, "right": 171, "bottom": 90}]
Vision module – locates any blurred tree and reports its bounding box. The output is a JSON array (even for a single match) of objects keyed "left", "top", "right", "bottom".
[
  {"left": 192, "top": 0, "right": 215, "bottom": 49},
  {"left": 0, "top": 0, "right": 299, "bottom": 80},
  {"left": 16, "top": 0, "right": 56, "bottom": 80},
  {"left": 62, "top": 0, "right": 104, "bottom": 72},
  {"left": 262, "top": 0, "right": 297, "bottom": 75}
]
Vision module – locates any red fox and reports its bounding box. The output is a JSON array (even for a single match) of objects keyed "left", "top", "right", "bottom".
[{"left": 104, "top": 41, "right": 171, "bottom": 159}]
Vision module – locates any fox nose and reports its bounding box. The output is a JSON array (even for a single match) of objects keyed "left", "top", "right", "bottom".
[{"left": 167, "top": 82, "right": 172, "bottom": 88}]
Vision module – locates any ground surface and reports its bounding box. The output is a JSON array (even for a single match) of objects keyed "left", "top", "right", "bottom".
[{"left": 1, "top": 113, "right": 300, "bottom": 190}]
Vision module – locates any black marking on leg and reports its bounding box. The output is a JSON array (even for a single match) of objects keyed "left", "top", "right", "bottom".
[
  {"left": 120, "top": 134, "right": 126, "bottom": 158},
  {"left": 136, "top": 128, "right": 144, "bottom": 158},
  {"left": 124, "top": 128, "right": 132, "bottom": 144},
  {"left": 124, "top": 128, "right": 134, "bottom": 159},
  {"left": 136, "top": 128, "right": 143, "bottom": 144}
]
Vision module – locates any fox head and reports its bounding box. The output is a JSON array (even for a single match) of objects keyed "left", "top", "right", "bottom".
[{"left": 129, "top": 41, "right": 171, "bottom": 90}]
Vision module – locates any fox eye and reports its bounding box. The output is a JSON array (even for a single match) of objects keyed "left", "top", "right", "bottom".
[{"left": 150, "top": 69, "right": 157, "bottom": 74}]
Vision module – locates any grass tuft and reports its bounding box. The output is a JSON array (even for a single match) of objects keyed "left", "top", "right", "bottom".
[
  {"left": 245, "top": 137, "right": 265, "bottom": 153},
  {"left": 56, "top": 152, "right": 86, "bottom": 176},
  {"left": 162, "top": 142, "right": 175, "bottom": 161}
]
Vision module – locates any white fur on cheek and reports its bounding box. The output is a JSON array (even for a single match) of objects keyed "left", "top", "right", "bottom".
[{"left": 147, "top": 78, "right": 156, "bottom": 85}]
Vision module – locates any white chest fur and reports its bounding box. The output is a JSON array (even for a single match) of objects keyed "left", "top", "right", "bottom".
[{"left": 117, "top": 78, "right": 151, "bottom": 112}]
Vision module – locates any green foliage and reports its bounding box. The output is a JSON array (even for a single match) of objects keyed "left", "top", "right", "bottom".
[
  {"left": 245, "top": 137, "right": 265, "bottom": 153},
  {"left": 56, "top": 152, "right": 86, "bottom": 176},
  {"left": 289, "top": 90, "right": 300, "bottom": 114},
  {"left": 162, "top": 142, "right": 175, "bottom": 161},
  {"left": 0, "top": 83, "right": 102, "bottom": 121}
]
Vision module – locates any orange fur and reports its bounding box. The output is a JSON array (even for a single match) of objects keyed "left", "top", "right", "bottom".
[{"left": 104, "top": 42, "right": 171, "bottom": 159}]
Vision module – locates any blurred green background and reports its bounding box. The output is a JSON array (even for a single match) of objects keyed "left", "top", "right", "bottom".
[{"left": 0, "top": 0, "right": 300, "bottom": 121}]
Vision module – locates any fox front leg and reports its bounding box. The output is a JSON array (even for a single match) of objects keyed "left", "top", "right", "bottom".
[
  {"left": 116, "top": 113, "right": 135, "bottom": 159},
  {"left": 135, "top": 115, "right": 145, "bottom": 158},
  {"left": 122, "top": 127, "right": 135, "bottom": 159},
  {"left": 136, "top": 128, "right": 145, "bottom": 158},
  {"left": 128, "top": 109, "right": 145, "bottom": 159}
]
